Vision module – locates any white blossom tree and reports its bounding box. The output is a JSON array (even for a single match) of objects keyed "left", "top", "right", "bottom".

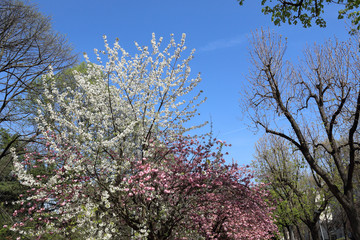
[
  {"left": 11, "top": 33, "right": 208, "bottom": 239},
  {"left": 39, "top": 33, "right": 206, "bottom": 157}
]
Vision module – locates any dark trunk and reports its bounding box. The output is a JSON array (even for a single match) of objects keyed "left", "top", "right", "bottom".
[
  {"left": 308, "top": 223, "right": 320, "bottom": 240},
  {"left": 344, "top": 205, "right": 360, "bottom": 240},
  {"left": 296, "top": 224, "right": 304, "bottom": 240},
  {"left": 343, "top": 221, "right": 348, "bottom": 240}
]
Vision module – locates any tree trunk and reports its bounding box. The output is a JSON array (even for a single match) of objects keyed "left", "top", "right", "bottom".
[
  {"left": 308, "top": 223, "right": 320, "bottom": 240},
  {"left": 295, "top": 224, "right": 304, "bottom": 240},
  {"left": 283, "top": 227, "right": 289, "bottom": 240},
  {"left": 344, "top": 205, "right": 360, "bottom": 240},
  {"left": 287, "top": 225, "right": 295, "bottom": 240},
  {"left": 343, "top": 221, "right": 348, "bottom": 240}
]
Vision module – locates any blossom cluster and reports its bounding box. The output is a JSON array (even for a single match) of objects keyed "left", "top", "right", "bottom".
[
  {"left": 12, "top": 134, "right": 277, "bottom": 239},
  {"left": 10, "top": 34, "right": 277, "bottom": 239}
]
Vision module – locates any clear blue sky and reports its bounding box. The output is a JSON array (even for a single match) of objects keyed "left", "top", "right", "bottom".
[{"left": 33, "top": 0, "right": 350, "bottom": 165}]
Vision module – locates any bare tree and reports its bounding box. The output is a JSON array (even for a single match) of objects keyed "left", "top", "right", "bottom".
[
  {"left": 242, "top": 29, "right": 360, "bottom": 239},
  {"left": 0, "top": 0, "right": 77, "bottom": 158}
]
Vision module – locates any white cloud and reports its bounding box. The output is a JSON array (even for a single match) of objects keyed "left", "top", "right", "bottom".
[
  {"left": 199, "top": 34, "right": 247, "bottom": 52},
  {"left": 222, "top": 127, "right": 247, "bottom": 136}
]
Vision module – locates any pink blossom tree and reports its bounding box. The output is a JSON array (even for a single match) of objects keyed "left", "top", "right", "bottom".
[{"left": 11, "top": 134, "right": 277, "bottom": 239}]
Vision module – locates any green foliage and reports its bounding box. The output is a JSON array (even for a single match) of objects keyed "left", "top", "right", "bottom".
[
  {"left": 0, "top": 182, "right": 25, "bottom": 238},
  {"left": 238, "top": 0, "right": 360, "bottom": 32},
  {"left": 252, "top": 135, "right": 332, "bottom": 239},
  {"left": 0, "top": 129, "right": 25, "bottom": 239},
  {"left": 0, "top": 129, "right": 15, "bottom": 179}
]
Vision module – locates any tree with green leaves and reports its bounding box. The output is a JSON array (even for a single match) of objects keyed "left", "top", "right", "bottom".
[
  {"left": 253, "top": 135, "right": 332, "bottom": 240},
  {"left": 237, "top": 0, "right": 360, "bottom": 32},
  {"left": 0, "top": 127, "right": 32, "bottom": 239}
]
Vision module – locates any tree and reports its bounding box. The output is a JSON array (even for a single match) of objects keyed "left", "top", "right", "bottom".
[
  {"left": 0, "top": 0, "right": 77, "bottom": 158},
  {"left": 8, "top": 33, "right": 205, "bottom": 238},
  {"left": 237, "top": 0, "right": 360, "bottom": 32},
  {"left": 253, "top": 135, "right": 332, "bottom": 240},
  {"left": 0, "top": 129, "right": 26, "bottom": 239},
  {"left": 10, "top": 134, "right": 277, "bottom": 239},
  {"left": 34, "top": 33, "right": 206, "bottom": 156},
  {"left": 242, "top": 29, "right": 360, "bottom": 239},
  {"left": 0, "top": 1, "right": 76, "bottom": 237},
  {"left": 0, "top": 63, "right": 92, "bottom": 239}
]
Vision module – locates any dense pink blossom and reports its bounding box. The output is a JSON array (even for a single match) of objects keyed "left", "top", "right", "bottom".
[{"left": 12, "top": 134, "right": 277, "bottom": 239}]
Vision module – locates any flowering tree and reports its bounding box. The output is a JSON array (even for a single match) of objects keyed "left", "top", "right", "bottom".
[
  {"left": 38, "top": 33, "right": 206, "bottom": 159},
  {"left": 8, "top": 34, "right": 277, "bottom": 239},
  {"left": 11, "top": 134, "right": 277, "bottom": 239}
]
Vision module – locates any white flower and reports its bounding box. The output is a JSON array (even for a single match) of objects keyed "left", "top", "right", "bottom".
[{"left": 12, "top": 34, "right": 206, "bottom": 238}]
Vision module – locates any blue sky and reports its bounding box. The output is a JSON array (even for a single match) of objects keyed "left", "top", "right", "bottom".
[{"left": 33, "top": 0, "right": 351, "bottom": 165}]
